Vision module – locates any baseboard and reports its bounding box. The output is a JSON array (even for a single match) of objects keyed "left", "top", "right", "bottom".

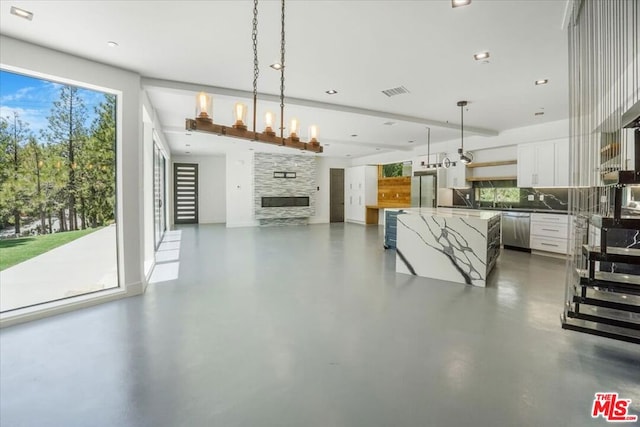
[
  {"left": 531, "top": 250, "right": 567, "bottom": 260},
  {"left": 308, "top": 217, "right": 329, "bottom": 224},
  {"left": 0, "top": 283, "right": 142, "bottom": 328},
  {"left": 144, "top": 260, "right": 156, "bottom": 290}
]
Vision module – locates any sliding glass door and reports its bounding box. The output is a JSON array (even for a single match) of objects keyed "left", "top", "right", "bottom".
[{"left": 153, "top": 143, "right": 166, "bottom": 249}]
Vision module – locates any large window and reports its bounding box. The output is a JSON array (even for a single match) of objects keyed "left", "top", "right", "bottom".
[
  {"left": 0, "top": 70, "right": 118, "bottom": 312},
  {"left": 382, "top": 161, "right": 412, "bottom": 177},
  {"left": 477, "top": 188, "right": 521, "bottom": 204}
]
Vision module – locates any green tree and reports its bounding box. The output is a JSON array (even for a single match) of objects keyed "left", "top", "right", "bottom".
[
  {"left": 382, "top": 162, "right": 404, "bottom": 177},
  {"left": 0, "top": 113, "right": 32, "bottom": 234},
  {"left": 0, "top": 118, "right": 11, "bottom": 229},
  {"left": 23, "top": 136, "right": 47, "bottom": 233},
  {"left": 79, "top": 94, "right": 116, "bottom": 227},
  {"left": 41, "top": 86, "right": 88, "bottom": 231}
]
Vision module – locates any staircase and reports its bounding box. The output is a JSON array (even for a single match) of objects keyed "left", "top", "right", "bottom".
[{"left": 561, "top": 189, "right": 640, "bottom": 344}]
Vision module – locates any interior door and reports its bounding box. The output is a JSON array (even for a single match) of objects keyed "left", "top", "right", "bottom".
[
  {"left": 330, "top": 168, "right": 345, "bottom": 222},
  {"left": 173, "top": 163, "right": 199, "bottom": 224}
]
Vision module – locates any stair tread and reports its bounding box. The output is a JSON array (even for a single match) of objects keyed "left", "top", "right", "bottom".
[
  {"left": 570, "top": 300, "right": 640, "bottom": 319},
  {"left": 562, "top": 316, "right": 640, "bottom": 344},
  {"left": 576, "top": 268, "right": 640, "bottom": 286},
  {"left": 591, "top": 214, "right": 640, "bottom": 230},
  {"left": 583, "top": 244, "right": 640, "bottom": 257},
  {"left": 575, "top": 287, "right": 640, "bottom": 306}
]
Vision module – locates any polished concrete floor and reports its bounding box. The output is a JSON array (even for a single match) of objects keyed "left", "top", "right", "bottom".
[{"left": 1, "top": 223, "right": 638, "bottom": 427}]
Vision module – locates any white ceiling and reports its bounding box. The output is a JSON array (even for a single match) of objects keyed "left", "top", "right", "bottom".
[{"left": 0, "top": 0, "right": 570, "bottom": 159}]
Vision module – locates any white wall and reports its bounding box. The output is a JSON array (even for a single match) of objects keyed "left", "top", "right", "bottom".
[
  {"left": 0, "top": 35, "right": 145, "bottom": 322},
  {"left": 173, "top": 155, "right": 226, "bottom": 224},
  {"left": 226, "top": 151, "right": 258, "bottom": 228},
  {"left": 310, "top": 157, "right": 351, "bottom": 224},
  {"left": 141, "top": 92, "right": 172, "bottom": 280},
  {"left": 142, "top": 119, "right": 155, "bottom": 277}
]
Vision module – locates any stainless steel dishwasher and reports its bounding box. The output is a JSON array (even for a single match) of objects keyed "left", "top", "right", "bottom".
[{"left": 501, "top": 212, "right": 531, "bottom": 250}]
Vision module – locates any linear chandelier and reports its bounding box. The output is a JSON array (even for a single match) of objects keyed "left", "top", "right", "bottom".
[
  {"left": 185, "top": 0, "right": 323, "bottom": 153},
  {"left": 422, "top": 127, "right": 442, "bottom": 169}
]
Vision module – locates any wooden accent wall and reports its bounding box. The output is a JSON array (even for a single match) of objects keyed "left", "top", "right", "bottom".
[{"left": 377, "top": 176, "right": 411, "bottom": 207}]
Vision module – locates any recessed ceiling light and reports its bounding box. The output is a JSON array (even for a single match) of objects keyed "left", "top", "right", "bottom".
[
  {"left": 186, "top": 144, "right": 191, "bottom": 147},
  {"left": 376, "top": 148, "right": 381, "bottom": 151},
  {"left": 270, "top": 62, "right": 283, "bottom": 70},
  {"left": 107, "top": 41, "right": 119, "bottom": 48},
  {"left": 473, "top": 51, "right": 490, "bottom": 61},
  {"left": 185, "top": 151, "right": 191, "bottom": 154},
  {"left": 10, "top": 6, "right": 33, "bottom": 20},
  {"left": 325, "top": 89, "right": 338, "bottom": 95},
  {"left": 249, "top": 148, "right": 254, "bottom": 151},
  {"left": 535, "top": 79, "right": 549, "bottom": 85},
  {"left": 383, "top": 121, "right": 396, "bottom": 126},
  {"left": 451, "top": 0, "right": 471, "bottom": 8},
  {"left": 350, "top": 134, "right": 358, "bottom": 137},
  {"left": 346, "top": 154, "right": 351, "bottom": 157},
  {"left": 408, "top": 140, "right": 415, "bottom": 143},
  {"left": 535, "top": 112, "right": 544, "bottom": 116}
]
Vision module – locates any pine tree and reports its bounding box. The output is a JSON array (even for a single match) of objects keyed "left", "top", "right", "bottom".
[
  {"left": 41, "top": 86, "right": 88, "bottom": 231},
  {"left": 80, "top": 94, "right": 116, "bottom": 227},
  {"left": 0, "top": 113, "right": 31, "bottom": 235},
  {"left": 23, "top": 136, "right": 47, "bottom": 233}
]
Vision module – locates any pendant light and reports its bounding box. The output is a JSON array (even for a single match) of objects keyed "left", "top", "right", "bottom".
[{"left": 457, "top": 100, "right": 473, "bottom": 164}]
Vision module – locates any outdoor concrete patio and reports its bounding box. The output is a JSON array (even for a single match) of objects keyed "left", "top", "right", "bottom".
[{"left": 0, "top": 225, "right": 118, "bottom": 312}]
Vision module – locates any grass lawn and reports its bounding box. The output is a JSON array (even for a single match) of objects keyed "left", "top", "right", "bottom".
[{"left": 0, "top": 228, "right": 102, "bottom": 271}]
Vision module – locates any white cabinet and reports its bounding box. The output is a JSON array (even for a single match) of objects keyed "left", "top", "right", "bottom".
[
  {"left": 445, "top": 162, "right": 470, "bottom": 188},
  {"left": 344, "top": 165, "right": 377, "bottom": 223},
  {"left": 530, "top": 213, "right": 570, "bottom": 254},
  {"left": 517, "top": 139, "right": 569, "bottom": 187}
]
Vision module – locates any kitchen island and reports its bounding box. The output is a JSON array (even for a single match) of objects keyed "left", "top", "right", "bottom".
[{"left": 396, "top": 208, "right": 501, "bottom": 287}]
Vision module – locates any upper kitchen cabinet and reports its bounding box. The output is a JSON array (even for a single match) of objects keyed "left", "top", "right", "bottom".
[
  {"left": 445, "top": 161, "right": 471, "bottom": 189},
  {"left": 517, "top": 139, "right": 569, "bottom": 187}
]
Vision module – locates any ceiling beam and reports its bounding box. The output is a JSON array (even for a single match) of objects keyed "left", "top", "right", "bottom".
[
  {"left": 162, "top": 126, "right": 414, "bottom": 152},
  {"left": 142, "top": 78, "right": 500, "bottom": 137}
]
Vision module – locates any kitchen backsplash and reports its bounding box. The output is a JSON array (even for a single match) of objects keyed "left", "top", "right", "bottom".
[{"left": 452, "top": 186, "right": 569, "bottom": 211}]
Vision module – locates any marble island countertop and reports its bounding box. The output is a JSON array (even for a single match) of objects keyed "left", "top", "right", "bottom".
[
  {"left": 395, "top": 208, "right": 501, "bottom": 287},
  {"left": 437, "top": 205, "right": 569, "bottom": 214},
  {"left": 400, "top": 207, "right": 502, "bottom": 220}
]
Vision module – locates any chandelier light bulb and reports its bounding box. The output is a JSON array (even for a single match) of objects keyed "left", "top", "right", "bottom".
[
  {"left": 233, "top": 102, "right": 247, "bottom": 130},
  {"left": 290, "top": 118, "right": 299, "bottom": 139},
  {"left": 196, "top": 92, "right": 212, "bottom": 121},
  {"left": 309, "top": 125, "right": 319, "bottom": 143}
]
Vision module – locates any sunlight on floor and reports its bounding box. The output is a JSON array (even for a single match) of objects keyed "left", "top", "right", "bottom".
[{"left": 149, "top": 230, "right": 182, "bottom": 284}]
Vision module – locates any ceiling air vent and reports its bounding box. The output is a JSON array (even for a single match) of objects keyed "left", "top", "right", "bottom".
[{"left": 381, "top": 86, "right": 410, "bottom": 97}]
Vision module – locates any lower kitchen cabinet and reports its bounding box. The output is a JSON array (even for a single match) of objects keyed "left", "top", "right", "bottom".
[{"left": 530, "top": 213, "right": 570, "bottom": 254}]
